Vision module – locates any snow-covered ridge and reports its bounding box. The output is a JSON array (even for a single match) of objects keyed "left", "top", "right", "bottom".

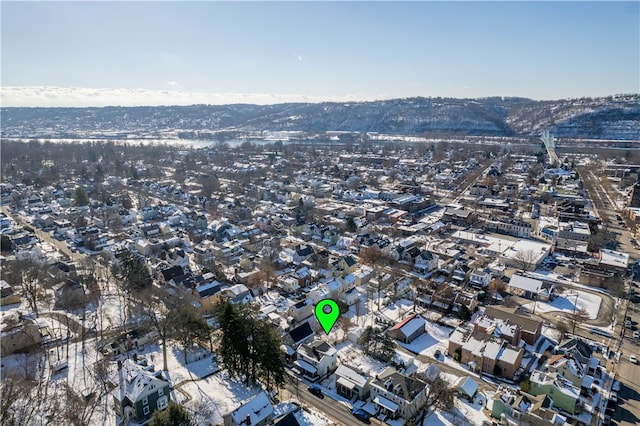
[{"left": 1, "top": 95, "right": 639, "bottom": 140}]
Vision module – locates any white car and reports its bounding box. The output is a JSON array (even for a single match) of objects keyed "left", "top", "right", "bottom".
[
  {"left": 630, "top": 354, "right": 638, "bottom": 364},
  {"left": 634, "top": 331, "right": 640, "bottom": 339}
]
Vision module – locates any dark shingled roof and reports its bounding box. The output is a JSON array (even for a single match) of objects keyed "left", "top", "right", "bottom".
[
  {"left": 273, "top": 412, "right": 301, "bottom": 426},
  {"left": 289, "top": 322, "right": 313, "bottom": 345}
]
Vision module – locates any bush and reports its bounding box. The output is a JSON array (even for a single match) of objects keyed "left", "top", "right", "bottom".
[{"left": 453, "top": 348, "right": 462, "bottom": 362}]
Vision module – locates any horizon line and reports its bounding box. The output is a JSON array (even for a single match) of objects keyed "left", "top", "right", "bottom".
[{"left": 2, "top": 86, "right": 638, "bottom": 108}]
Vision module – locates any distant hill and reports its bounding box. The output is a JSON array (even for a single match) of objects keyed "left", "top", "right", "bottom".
[{"left": 2, "top": 95, "right": 639, "bottom": 140}]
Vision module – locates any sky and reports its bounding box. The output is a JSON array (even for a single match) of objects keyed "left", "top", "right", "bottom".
[{"left": 1, "top": 1, "right": 639, "bottom": 107}]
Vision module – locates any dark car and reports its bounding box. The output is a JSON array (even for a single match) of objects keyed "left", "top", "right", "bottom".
[
  {"left": 351, "top": 408, "right": 372, "bottom": 424},
  {"left": 307, "top": 385, "right": 324, "bottom": 398}
]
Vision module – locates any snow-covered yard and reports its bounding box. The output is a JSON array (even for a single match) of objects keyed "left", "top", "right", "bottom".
[
  {"left": 523, "top": 288, "right": 602, "bottom": 319},
  {"left": 396, "top": 321, "right": 453, "bottom": 357}
]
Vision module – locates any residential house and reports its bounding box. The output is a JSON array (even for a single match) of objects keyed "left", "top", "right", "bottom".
[
  {"left": 331, "top": 255, "right": 358, "bottom": 277},
  {"left": 335, "top": 364, "right": 372, "bottom": 400},
  {"left": 414, "top": 250, "right": 439, "bottom": 275},
  {"left": 273, "top": 412, "right": 301, "bottom": 426},
  {"left": 54, "top": 279, "right": 86, "bottom": 309},
  {"left": 339, "top": 287, "right": 360, "bottom": 306},
  {"left": 454, "top": 376, "right": 479, "bottom": 402},
  {"left": 288, "top": 299, "right": 314, "bottom": 323},
  {"left": 485, "top": 218, "right": 532, "bottom": 239},
  {"left": 293, "top": 245, "right": 315, "bottom": 264},
  {"left": 442, "top": 207, "right": 477, "bottom": 226},
  {"left": 508, "top": 275, "right": 553, "bottom": 302},
  {"left": 194, "top": 277, "right": 222, "bottom": 311},
  {"left": 545, "top": 354, "right": 585, "bottom": 388},
  {"left": 529, "top": 371, "right": 580, "bottom": 415},
  {"left": 0, "top": 280, "right": 21, "bottom": 306},
  {"left": 158, "top": 265, "right": 185, "bottom": 285},
  {"left": 220, "top": 284, "right": 253, "bottom": 305},
  {"left": 369, "top": 367, "right": 429, "bottom": 420},
  {"left": 193, "top": 242, "right": 214, "bottom": 265},
  {"left": 287, "top": 322, "right": 314, "bottom": 347},
  {"left": 387, "top": 313, "right": 426, "bottom": 344},
  {"left": 431, "top": 284, "right": 457, "bottom": 312},
  {"left": 491, "top": 387, "right": 566, "bottom": 426},
  {"left": 223, "top": 391, "right": 274, "bottom": 426},
  {"left": 555, "top": 337, "right": 593, "bottom": 367},
  {"left": 294, "top": 340, "right": 337, "bottom": 382},
  {"left": 448, "top": 329, "right": 524, "bottom": 380},
  {"left": 469, "top": 268, "right": 492, "bottom": 289},
  {"left": 113, "top": 359, "right": 171, "bottom": 425},
  {"left": 475, "top": 306, "right": 543, "bottom": 346},
  {"left": 1, "top": 314, "right": 43, "bottom": 354}
]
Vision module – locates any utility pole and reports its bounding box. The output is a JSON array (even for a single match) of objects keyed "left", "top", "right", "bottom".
[{"left": 572, "top": 293, "right": 579, "bottom": 335}]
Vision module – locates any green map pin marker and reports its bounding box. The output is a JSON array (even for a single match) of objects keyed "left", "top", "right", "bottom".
[{"left": 315, "top": 299, "right": 339, "bottom": 335}]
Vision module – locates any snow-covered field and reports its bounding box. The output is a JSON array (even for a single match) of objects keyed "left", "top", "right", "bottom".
[
  {"left": 396, "top": 321, "right": 453, "bottom": 357},
  {"left": 523, "top": 288, "right": 602, "bottom": 319}
]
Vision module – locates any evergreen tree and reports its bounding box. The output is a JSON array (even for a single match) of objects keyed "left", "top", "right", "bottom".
[
  {"left": 114, "top": 248, "right": 152, "bottom": 295},
  {"left": 457, "top": 304, "right": 472, "bottom": 321},
  {"left": 173, "top": 305, "right": 211, "bottom": 364},
  {"left": 73, "top": 186, "right": 89, "bottom": 206},
  {"left": 358, "top": 326, "right": 374, "bottom": 355},
  {"left": 149, "top": 401, "right": 193, "bottom": 426},
  {"left": 212, "top": 299, "right": 286, "bottom": 389}
]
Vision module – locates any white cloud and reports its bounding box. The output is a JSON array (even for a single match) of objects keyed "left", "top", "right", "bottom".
[
  {"left": 167, "top": 81, "right": 183, "bottom": 89},
  {"left": 292, "top": 53, "right": 303, "bottom": 61},
  {"left": 0, "top": 86, "right": 384, "bottom": 107}
]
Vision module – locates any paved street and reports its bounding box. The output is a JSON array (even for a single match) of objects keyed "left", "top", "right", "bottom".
[
  {"left": 281, "top": 376, "right": 382, "bottom": 426},
  {"left": 611, "top": 295, "right": 640, "bottom": 426}
]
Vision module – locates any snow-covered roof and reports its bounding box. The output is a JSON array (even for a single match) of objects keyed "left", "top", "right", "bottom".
[
  {"left": 373, "top": 395, "right": 399, "bottom": 413},
  {"left": 455, "top": 376, "right": 478, "bottom": 398},
  {"left": 336, "top": 365, "right": 368, "bottom": 388},
  {"left": 599, "top": 249, "right": 629, "bottom": 268},
  {"left": 483, "top": 340, "right": 503, "bottom": 360},
  {"left": 390, "top": 313, "right": 426, "bottom": 338},
  {"left": 229, "top": 391, "right": 274, "bottom": 426},
  {"left": 498, "top": 346, "right": 522, "bottom": 365},
  {"left": 423, "top": 364, "right": 441, "bottom": 383},
  {"left": 508, "top": 274, "right": 542, "bottom": 293},
  {"left": 293, "top": 359, "right": 317, "bottom": 374},
  {"left": 121, "top": 360, "right": 168, "bottom": 403}
]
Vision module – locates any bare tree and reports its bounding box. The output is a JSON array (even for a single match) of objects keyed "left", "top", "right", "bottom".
[
  {"left": 571, "top": 307, "right": 590, "bottom": 335},
  {"left": 6, "top": 259, "right": 50, "bottom": 318},
  {"left": 359, "top": 246, "right": 388, "bottom": 267},
  {"left": 140, "top": 292, "right": 184, "bottom": 372},
  {"left": 556, "top": 322, "right": 569, "bottom": 341},
  {"left": 354, "top": 298, "right": 365, "bottom": 326},
  {"left": 514, "top": 248, "right": 538, "bottom": 272}
]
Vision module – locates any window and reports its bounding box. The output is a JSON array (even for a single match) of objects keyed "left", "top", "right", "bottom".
[
  {"left": 158, "top": 388, "right": 164, "bottom": 397},
  {"left": 143, "top": 406, "right": 150, "bottom": 416},
  {"left": 142, "top": 397, "right": 148, "bottom": 405}
]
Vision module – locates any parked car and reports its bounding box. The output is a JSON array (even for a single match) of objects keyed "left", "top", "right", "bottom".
[
  {"left": 307, "top": 385, "right": 324, "bottom": 398},
  {"left": 630, "top": 354, "right": 638, "bottom": 364},
  {"left": 633, "top": 330, "right": 640, "bottom": 339},
  {"left": 612, "top": 381, "right": 621, "bottom": 392},
  {"left": 434, "top": 349, "right": 442, "bottom": 359},
  {"left": 626, "top": 320, "right": 633, "bottom": 329},
  {"left": 351, "top": 409, "right": 372, "bottom": 424}
]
